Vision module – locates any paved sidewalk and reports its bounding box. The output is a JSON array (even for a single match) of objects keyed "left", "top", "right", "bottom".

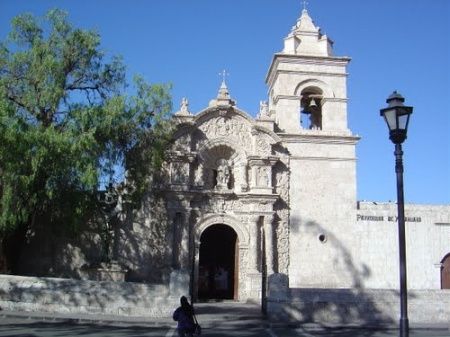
[
  {"left": 0, "top": 302, "right": 265, "bottom": 326},
  {"left": 0, "top": 302, "right": 450, "bottom": 337}
]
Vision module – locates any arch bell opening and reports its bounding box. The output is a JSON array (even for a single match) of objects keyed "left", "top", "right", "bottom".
[{"left": 300, "top": 86, "right": 323, "bottom": 130}]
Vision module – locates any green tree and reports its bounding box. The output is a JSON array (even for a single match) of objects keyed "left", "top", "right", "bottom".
[{"left": 0, "top": 9, "right": 174, "bottom": 273}]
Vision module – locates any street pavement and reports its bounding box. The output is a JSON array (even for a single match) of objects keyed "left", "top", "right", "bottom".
[{"left": 0, "top": 302, "right": 449, "bottom": 337}]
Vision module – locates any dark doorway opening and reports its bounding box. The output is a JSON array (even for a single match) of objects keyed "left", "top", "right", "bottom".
[{"left": 198, "top": 224, "right": 237, "bottom": 300}]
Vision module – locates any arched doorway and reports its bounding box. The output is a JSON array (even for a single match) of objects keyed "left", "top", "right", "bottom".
[
  {"left": 198, "top": 224, "right": 238, "bottom": 300},
  {"left": 441, "top": 253, "right": 450, "bottom": 289}
]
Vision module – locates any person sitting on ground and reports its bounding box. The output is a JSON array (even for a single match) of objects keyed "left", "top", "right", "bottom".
[{"left": 173, "top": 296, "right": 195, "bottom": 337}]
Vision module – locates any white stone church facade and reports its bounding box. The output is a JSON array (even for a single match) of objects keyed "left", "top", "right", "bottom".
[{"left": 157, "top": 8, "right": 450, "bottom": 321}]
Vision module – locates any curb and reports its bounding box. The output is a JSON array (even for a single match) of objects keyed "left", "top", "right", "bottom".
[{"left": 0, "top": 309, "right": 173, "bottom": 327}]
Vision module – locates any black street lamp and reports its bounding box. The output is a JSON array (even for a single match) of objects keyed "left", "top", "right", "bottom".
[{"left": 380, "top": 91, "right": 413, "bottom": 337}]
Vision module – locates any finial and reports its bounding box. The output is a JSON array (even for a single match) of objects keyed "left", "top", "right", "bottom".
[
  {"left": 180, "top": 97, "right": 189, "bottom": 112},
  {"left": 213, "top": 69, "right": 235, "bottom": 106},
  {"left": 175, "top": 97, "right": 191, "bottom": 116},
  {"left": 258, "top": 100, "right": 271, "bottom": 119},
  {"left": 219, "top": 69, "right": 230, "bottom": 86}
]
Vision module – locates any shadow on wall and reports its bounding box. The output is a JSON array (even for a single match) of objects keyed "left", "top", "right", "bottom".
[
  {"left": 14, "top": 221, "right": 102, "bottom": 279},
  {"left": 290, "top": 217, "right": 371, "bottom": 288},
  {"left": 267, "top": 216, "right": 398, "bottom": 326},
  {"left": 14, "top": 192, "right": 174, "bottom": 285},
  {"left": 118, "top": 193, "right": 172, "bottom": 284},
  {"left": 0, "top": 274, "right": 176, "bottom": 317}
]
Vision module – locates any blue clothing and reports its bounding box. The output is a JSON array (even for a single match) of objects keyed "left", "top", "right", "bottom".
[{"left": 173, "top": 305, "right": 195, "bottom": 335}]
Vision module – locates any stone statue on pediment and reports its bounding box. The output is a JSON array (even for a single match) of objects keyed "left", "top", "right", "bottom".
[
  {"left": 258, "top": 100, "right": 271, "bottom": 119},
  {"left": 216, "top": 159, "right": 230, "bottom": 190}
]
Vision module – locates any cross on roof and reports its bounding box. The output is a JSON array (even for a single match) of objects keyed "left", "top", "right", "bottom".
[
  {"left": 219, "top": 69, "right": 230, "bottom": 84},
  {"left": 302, "top": 0, "right": 309, "bottom": 10}
]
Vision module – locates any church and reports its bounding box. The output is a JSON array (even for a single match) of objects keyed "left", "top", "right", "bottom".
[
  {"left": 1, "top": 6, "right": 449, "bottom": 325},
  {"left": 155, "top": 8, "right": 450, "bottom": 322}
]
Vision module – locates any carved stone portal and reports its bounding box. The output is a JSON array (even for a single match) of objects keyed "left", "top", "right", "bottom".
[{"left": 162, "top": 99, "right": 288, "bottom": 303}]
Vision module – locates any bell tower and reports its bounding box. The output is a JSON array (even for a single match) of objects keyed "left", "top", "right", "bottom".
[
  {"left": 266, "top": 8, "right": 360, "bottom": 288},
  {"left": 266, "top": 9, "right": 351, "bottom": 134}
]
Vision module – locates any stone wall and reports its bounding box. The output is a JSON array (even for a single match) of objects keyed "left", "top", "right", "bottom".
[
  {"left": 266, "top": 286, "right": 450, "bottom": 325},
  {"left": 0, "top": 273, "right": 186, "bottom": 318},
  {"left": 355, "top": 202, "right": 450, "bottom": 289},
  {"left": 15, "top": 193, "right": 173, "bottom": 284}
]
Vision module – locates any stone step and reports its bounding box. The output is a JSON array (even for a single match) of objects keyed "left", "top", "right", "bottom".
[{"left": 193, "top": 301, "right": 265, "bottom": 326}]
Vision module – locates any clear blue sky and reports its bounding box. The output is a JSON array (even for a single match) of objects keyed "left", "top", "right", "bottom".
[{"left": 1, "top": 0, "right": 449, "bottom": 205}]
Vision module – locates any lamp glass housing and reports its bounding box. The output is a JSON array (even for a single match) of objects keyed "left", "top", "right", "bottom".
[
  {"left": 380, "top": 92, "right": 413, "bottom": 145},
  {"left": 382, "top": 107, "right": 411, "bottom": 132}
]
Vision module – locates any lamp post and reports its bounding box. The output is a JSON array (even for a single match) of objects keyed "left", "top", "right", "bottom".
[{"left": 380, "top": 91, "right": 413, "bottom": 337}]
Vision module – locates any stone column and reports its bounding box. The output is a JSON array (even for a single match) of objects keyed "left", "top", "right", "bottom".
[
  {"left": 249, "top": 215, "right": 261, "bottom": 273},
  {"left": 267, "top": 166, "right": 273, "bottom": 189},
  {"left": 188, "top": 210, "right": 199, "bottom": 297},
  {"left": 264, "top": 215, "right": 275, "bottom": 275},
  {"left": 167, "top": 210, "right": 179, "bottom": 269},
  {"left": 247, "top": 214, "right": 263, "bottom": 302},
  {"left": 250, "top": 166, "right": 257, "bottom": 189},
  {"left": 192, "top": 238, "right": 201, "bottom": 301},
  {"left": 236, "top": 162, "right": 248, "bottom": 192},
  {"left": 180, "top": 211, "right": 189, "bottom": 270},
  {"left": 193, "top": 163, "right": 203, "bottom": 187}
]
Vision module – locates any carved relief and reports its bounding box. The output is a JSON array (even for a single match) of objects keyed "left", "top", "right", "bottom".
[
  {"left": 194, "top": 196, "right": 244, "bottom": 214},
  {"left": 275, "top": 169, "right": 289, "bottom": 201},
  {"left": 257, "top": 166, "right": 270, "bottom": 187},
  {"left": 199, "top": 115, "right": 251, "bottom": 149},
  {"left": 173, "top": 134, "right": 191, "bottom": 152},
  {"left": 275, "top": 215, "right": 289, "bottom": 275},
  {"left": 171, "top": 162, "right": 189, "bottom": 184},
  {"left": 239, "top": 248, "right": 249, "bottom": 299},
  {"left": 273, "top": 153, "right": 290, "bottom": 274}
]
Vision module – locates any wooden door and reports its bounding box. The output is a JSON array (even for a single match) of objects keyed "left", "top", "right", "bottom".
[{"left": 442, "top": 254, "right": 450, "bottom": 289}]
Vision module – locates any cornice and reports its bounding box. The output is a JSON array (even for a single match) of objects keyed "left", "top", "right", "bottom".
[
  {"left": 272, "top": 94, "right": 348, "bottom": 104},
  {"left": 279, "top": 133, "right": 360, "bottom": 145},
  {"left": 290, "top": 156, "right": 357, "bottom": 162},
  {"left": 266, "top": 53, "right": 351, "bottom": 85},
  {"left": 239, "top": 193, "right": 279, "bottom": 204}
]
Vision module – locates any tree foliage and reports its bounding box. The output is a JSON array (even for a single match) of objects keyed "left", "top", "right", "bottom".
[{"left": 0, "top": 9, "right": 174, "bottom": 244}]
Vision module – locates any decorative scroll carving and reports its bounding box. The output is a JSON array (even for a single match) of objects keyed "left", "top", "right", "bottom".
[
  {"left": 239, "top": 247, "right": 249, "bottom": 299},
  {"left": 256, "top": 136, "right": 271, "bottom": 155},
  {"left": 275, "top": 169, "right": 289, "bottom": 201},
  {"left": 273, "top": 148, "right": 290, "bottom": 274}
]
